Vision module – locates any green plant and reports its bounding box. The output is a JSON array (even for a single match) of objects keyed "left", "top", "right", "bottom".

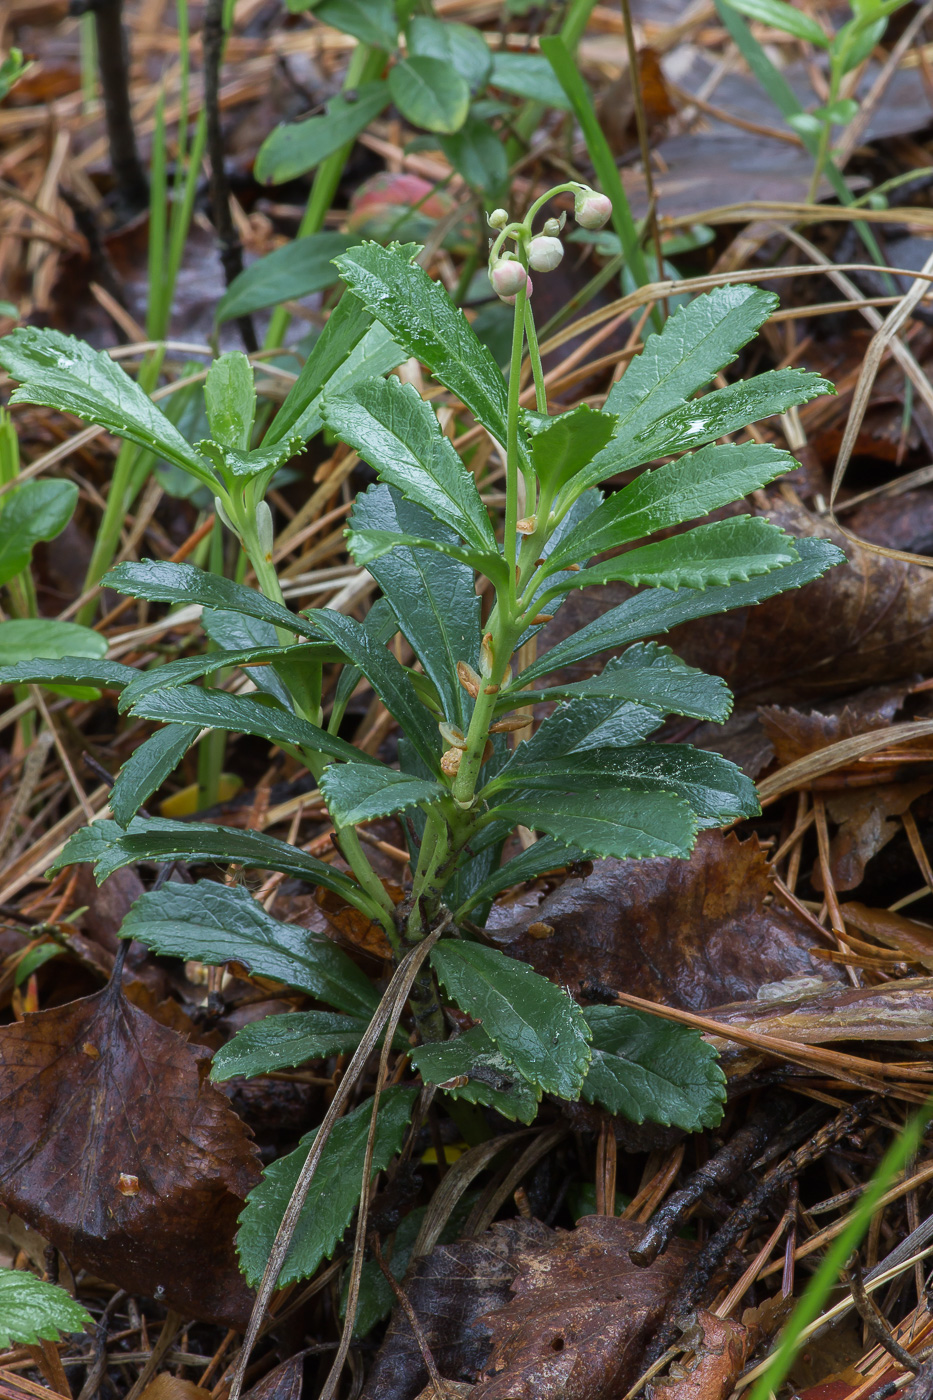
[
  {"left": 0, "top": 1269, "right": 92, "bottom": 1348},
  {"left": 0, "top": 187, "right": 844, "bottom": 1318}
]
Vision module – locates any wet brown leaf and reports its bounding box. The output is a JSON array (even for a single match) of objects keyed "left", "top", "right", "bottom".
[
  {"left": 362, "top": 1219, "right": 553, "bottom": 1400},
  {"left": 489, "top": 832, "right": 840, "bottom": 1011},
  {"left": 649, "top": 1310, "right": 751, "bottom": 1400},
  {"left": 0, "top": 975, "right": 262, "bottom": 1325},
  {"left": 243, "top": 1355, "right": 303, "bottom": 1400},
  {"left": 840, "top": 903, "right": 933, "bottom": 969},
  {"left": 473, "top": 1217, "right": 694, "bottom": 1400},
  {"left": 139, "top": 1378, "right": 210, "bottom": 1400},
  {"left": 758, "top": 686, "right": 909, "bottom": 768},
  {"left": 820, "top": 780, "right": 932, "bottom": 892}
]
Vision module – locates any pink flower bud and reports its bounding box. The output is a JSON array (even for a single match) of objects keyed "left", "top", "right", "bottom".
[
  {"left": 489, "top": 258, "right": 530, "bottom": 302},
  {"left": 527, "top": 235, "right": 564, "bottom": 272},
  {"left": 574, "top": 190, "right": 612, "bottom": 230},
  {"left": 500, "top": 274, "right": 533, "bottom": 306}
]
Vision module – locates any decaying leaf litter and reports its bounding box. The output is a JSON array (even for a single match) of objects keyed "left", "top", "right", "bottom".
[{"left": 3, "top": 1, "right": 933, "bottom": 1398}]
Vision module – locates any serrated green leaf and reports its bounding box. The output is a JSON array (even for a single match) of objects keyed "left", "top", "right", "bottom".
[
  {"left": 488, "top": 744, "right": 759, "bottom": 828},
  {"left": 0, "top": 329, "right": 216, "bottom": 487},
  {"left": 516, "top": 488, "right": 603, "bottom": 649},
  {"left": 582, "top": 1005, "right": 725, "bottom": 1130},
  {"left": 388, "top": 56, "right": 470, "bottom": 134},
  {"left": 216, "top": 233, "right": 354, "bottom": 325},
  {"left": 237, "top": 1087, "right": 417, "bottom": 1287},
  {"left": 410, "top": 1026, "right": 540, "bottom": 1123},
  {"left": 502, "top": 643, "right": 732, "bottom": 723},
  {"left": 454, "top": 836, "right": 585, "bottom": 917},
  {"left": 723, "top": 0, "right": 828, "bottom": 45},
  {"left": 324, "top": 376, "right": 495, "bottom": 551},
  {"left": 320, "top": 764, "right": 445, "bottom": 827},
  {"left": 347, "top": 525, "right": 508, "bottom": 589},
  {"left": 61, "top": 817, "right": 381, "bottom": 917},
  {"left": 485, "top": 786, "right": 699, "bottom": 861},
  {"left": 351, "top": 485, "right": 481, "bottom": 728},
  {"left": 503, "top": 696, "right": 663, "bottom": 770},
  {"left": 110, "top": 722, "right": 200, "bottom": 827},
  {"left": 204, "top": 352, "right": 255, "bottom": 449},
  {"left": 560, "top": 516, "right": 798, "bottom": 592},
  {"left": 515, "top": 537, "right": 845, "bottom": 687},
  {"left": 196, "top": 434, "right": 300, "bottom": 485},
  {"left": 119, "top": 643, "right": 331, "bottom": 711},
  {"left": 604, "top": 285, "right": 778, "bottom": 440},
  {"left": 0, "top": 656, "right": 134, "bottom": 691},
  {"left": 549, "top": 441, "right": 794, "bottom": 568},
  {"left": 121, "top": 880, "right": 379, "bottom": 1016},
  {"left": 127, "top": 686, "right": 382, "bottom": 768},
  {"left": 105, "top": 560, "right": 316, "bottom": 638},
  {"left": 255, "top": 84, "right": 390, "bottom": 184},
  {"left": 335, "top": 243, "right": 511, "bottom": 446},
  {"left": 0, "top": 1270, "right": 92, "bottom": 1347},
  {"left": 408, "top": 17, "right": 492, "bottom": 92},
  {"left": 524, "top": 405, "right": 616, "bottom": 500},
  {"left": 0, "top": 479, "right": 77, "bottom": 588},
  {"left": 0, "top": 619, "right": 108, "bottom": 700},
  {"left": 430, "top": 940, "right": 591, "bottom": 1099},
  {"left": 308, "top": 608, "right": 441, "bottom": 772},
  {"left": 265, "top": 293, "right": 404, "bottom": 447},
  {"left": 211, "top": 1011, "right": 405, "bottom": 1081}
]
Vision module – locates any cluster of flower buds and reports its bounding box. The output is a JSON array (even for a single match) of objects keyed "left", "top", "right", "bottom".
[{"left": 487, "top": 184, "right": 612, "bottom": 305}]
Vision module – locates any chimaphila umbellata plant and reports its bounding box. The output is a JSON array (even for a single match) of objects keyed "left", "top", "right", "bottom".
[{"left": 0, "top": 182, "right": 843, "bottom": 1322}]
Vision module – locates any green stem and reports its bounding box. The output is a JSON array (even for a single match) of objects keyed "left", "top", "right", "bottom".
[
  {"left": 505, "top": 278, "right": 528, "bottom": 586},
  {"left": 524, "top": 301, "right": 547, "bottom": 414}
]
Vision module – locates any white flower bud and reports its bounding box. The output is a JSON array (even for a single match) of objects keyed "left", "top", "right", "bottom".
[
  {"left": 527, "top": 235, "right": 564, "bottom": 272},
  {"left": 574, "top": 189, "right": 612, "bottom": 230},
  {"left": 254, "top": 499, "right": 274, "bottom": 560},
  {"left": 487, "top": 207, "right": 509, "bottom": 230}
]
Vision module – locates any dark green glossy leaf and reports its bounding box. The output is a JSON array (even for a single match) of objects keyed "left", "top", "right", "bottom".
[
  {"left": 204, "top": 352, "right": 255, "bottom": 449},
  {"left": 583, "top": 1005, "right": 725, "bottom": 1130},
  {"left": 0, "top": 479, "right": 77, "bottom": 587},
  {"left": 110, "top": 722, "right": 200, "bottom": 828},
  {"left": 523, "top": 404, "right": 616, "bottom": 500},
  {"left": 0, "top": 329, "right": 215, "bottom": 486},
  {"left": 388, "top": 57, "right": 470, "bottom": 134},
  {"left": 0, "top": 619, "right": 108, "bottom": 700},
  {"left": 237, "top": 1087, "right": 418, "bottom": 1287},
  {"left": 488, "top": 744, "right": 759, "bottom": 828},
  {"left": 408, "top": 17, "right": 492, "bottom": 92},
  {"left": 121, "top": 879, "right": 379, "bottom": 1016},
  {"left": 127, "top": 686, "right": 382, "bottom": 768},
  {"left": 216, "top": 233, "right": 354, "bottom": 324},
  {"left": 324, "top": 375, "right": 495, "bottom": 551},
  {"left": 320, "top": 764, "right": 445, "bottom": 826},
  {"left": 501, "top": 695, "right": 663, "bottom": 773},
  {"left": 211, "top": 1010, "right": 401, "bottom": 1081},
  {"left": 0, "top": 1270, "right": 93, "bottom": 1347},
  {"left": 559, "top": 516, "right": 798, "bottom": 592},
  {"left": 430, "top": 940, "right": 591, "bottom": 1099},
  {"left": 265, "top": 293, "right": 403, "bottom": 447},
  {"left": 335, "top": 243, "right": 510, "bottom": 446},
  {"left": 502, "top": 643, "right": 732, "bottom": 723},
  {"left": 105, "top": 560, "right": 317, "bottom": 638},
  {"left": 255, "top": 84, "right": 390, "bottom": 185},
  {"left": 118, "top": 643, "right": 327, "bottom": 711},
  {"left": 351, "top": 485, "right": 481, "bottom": 728},
  {"left": 410, "top": 1026, "right": 540, "bottom": 1123},
  {"left": 548, "top": 441, "right": 794, "bottom": 569},
  {"left": 348, "top": 525, "right": 507, "bottom": 589},
  {"left": 485, "top": 786, "right": 698, "bottom": 861},
  {"left": 604, "top": 285, "right": 778, "bottom": 441},
  {"left": 308, "top": 608, "right": 441, "bottom": 772},
  {"left": 514, "top": 537, "right": 845, "bottom": 687},
  {"left": 0, "top": 656, "right": 134, "bottom": 691}
]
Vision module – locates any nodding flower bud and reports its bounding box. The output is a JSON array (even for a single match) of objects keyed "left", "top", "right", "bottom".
[
  {"left": 488, "top": 256, "right": 529, "bottom": 303},
  {"left": 574, "top": 188, "right": 612, "bottom": 230},
  {"left": 542, "top": 214, "right": 566, "bottom": 237},
  {"left": 527, "top": 235, "right": 564, "bottom": 272},
  {"left": 487, "top": 207, "right": 509, "bottom": 230},
  {"left": 254, "top": 500, "right": 274, "bottom": 560}
]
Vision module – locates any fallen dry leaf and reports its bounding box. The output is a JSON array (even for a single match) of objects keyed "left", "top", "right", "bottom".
[
  {"left": 840, "top": 903, "right": 933, "bottom": 969},
  {"left": 649, "top": 1310, "right": 751, "bottom": 1400},
  {"left": 139, "top": 1377, "right": 210, "bottom": 1400},
  {"left": 243, "top": 1355, "right": 303, "bottom": 1400},
  {"left": 473, "top": 1217, "right": 694, "bottom": 1400},
  {"left": 0, "top": 973, "right": 262, "bottom": 1326},
  {"left": 820, "top": 780, "right": 933, "bottom": 892},
  {"left": 489, "top": 832, "right": 840, "bottom": 1011}
]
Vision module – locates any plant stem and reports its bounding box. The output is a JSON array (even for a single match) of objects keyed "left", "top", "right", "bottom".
[
  {"left": 523, "top": 301, "right": 547, "bottom": 414},
  {"left": 505, "top": 279, "right": 528, "bottom": 586}
]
